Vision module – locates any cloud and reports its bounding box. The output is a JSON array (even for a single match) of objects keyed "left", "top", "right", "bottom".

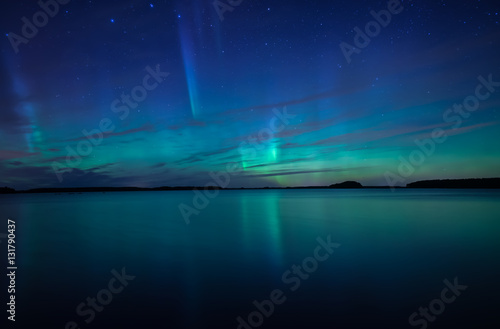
[
  {"left": 167, "top": 119, "right": 207, "bottom": 131},
  {"left": 441, "top": 121, "right": 500, "bottom": 138},
  {"left": 307, "top": 122, "right": 452, "bottom": 148},
  {"left": 0, "top": 162, "right": 137, "bottom": 190},
  {"left": 175, "top": 145, "right": 239, "bottom": 165},
  {"left": 120, "top": 138, "right": 145, "bottom": 144},
  {"left": 151, "top": 162, "right": 166, "bottom": 168},
  {"left": 245, "top": 157, "right": 312, "bottom": 169},
  {"left": 88, "top": 163, "right": 116, "bottom": 172},
  {"left": 66, "top": 123, "right": 155, "bottom": 142},
  {"left": 0, "top": 64, "right": 30, "bottom": 135},
  {"left": 241, "top": 166, "right": 372, "bottom": 179},
  {"left": 175, "top": 155, "right": 203, "bottom": 165},
  {"left": 0, "top": 149, "right": 40, "bottom": 161},
  {"left": 221, "top": 83, "right": 367, "bottom": 116},
  {"left": 274, "top": 109, "right": 368, "bottom": 139}
]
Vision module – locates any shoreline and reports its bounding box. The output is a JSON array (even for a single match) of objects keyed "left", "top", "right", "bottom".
[{"left": 1, "top": 178, "right": 500, "bottom": 194}]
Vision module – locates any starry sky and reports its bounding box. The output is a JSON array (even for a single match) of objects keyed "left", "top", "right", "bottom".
[{"left": 1, "top": 0, "right": 499, "bottom": 189}]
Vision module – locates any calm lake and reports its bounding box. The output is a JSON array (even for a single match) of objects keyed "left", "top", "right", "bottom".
[{"left": 1, "top": 189, "right": 499, "bottom": 328}]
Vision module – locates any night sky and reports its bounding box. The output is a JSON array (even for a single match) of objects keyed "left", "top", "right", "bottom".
[{"left": 1, "top": 0, "right": 499, "bottom": 190}]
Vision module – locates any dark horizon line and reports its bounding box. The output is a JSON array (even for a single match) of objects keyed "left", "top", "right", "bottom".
[{"left": 1, "top": 178, "right": 500, "bottom": 194}]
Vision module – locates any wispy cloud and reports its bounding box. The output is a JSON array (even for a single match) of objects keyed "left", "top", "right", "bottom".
[
  {"left": 150, "top": 162, "right": 166, "bottom": 168},
  {"left": 175, "top": 145, "right": 239, "bottom": 165},
  {"left": 0, "top": 149, "right": 40, "bottom": 161},
  {"left": 241, "top": 166, "right": 373, "bottom": 179},
  {"left": 66, "top": 123, "right": 155, "bottom": 142}
]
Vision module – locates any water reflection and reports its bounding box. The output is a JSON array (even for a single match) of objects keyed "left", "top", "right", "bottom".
[
  {"left": 1, "top": 190, "right": 499, "bottom": 328},
  {"left": 239, "top": 191, "right": 284, "bottom": 270}
]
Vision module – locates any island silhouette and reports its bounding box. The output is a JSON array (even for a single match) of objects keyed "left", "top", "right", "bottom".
[{"left": 1, "top": 178, "right": 499, "bottom": 194}]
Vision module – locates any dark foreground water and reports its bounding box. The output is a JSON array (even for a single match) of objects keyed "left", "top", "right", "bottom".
[{"left": 1, "top": 189, "right": 499, "bottom": 328}]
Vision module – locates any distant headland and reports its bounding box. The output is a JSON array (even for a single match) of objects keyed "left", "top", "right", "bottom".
[
  {"left": 1, "top": 178, "right": 499, "bottom": 194},
  {"left": 405, "top": 178, "right": 500, "bottom": 189}
]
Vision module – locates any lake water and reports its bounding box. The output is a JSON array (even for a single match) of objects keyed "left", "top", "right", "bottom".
[{"left": 1, "top": 189, "right": 499, "bottom": 328}]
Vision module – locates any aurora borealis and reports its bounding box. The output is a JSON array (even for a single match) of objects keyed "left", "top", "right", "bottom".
[{"left": 1, "top": 0, "right": 499, "bottom": 190}]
